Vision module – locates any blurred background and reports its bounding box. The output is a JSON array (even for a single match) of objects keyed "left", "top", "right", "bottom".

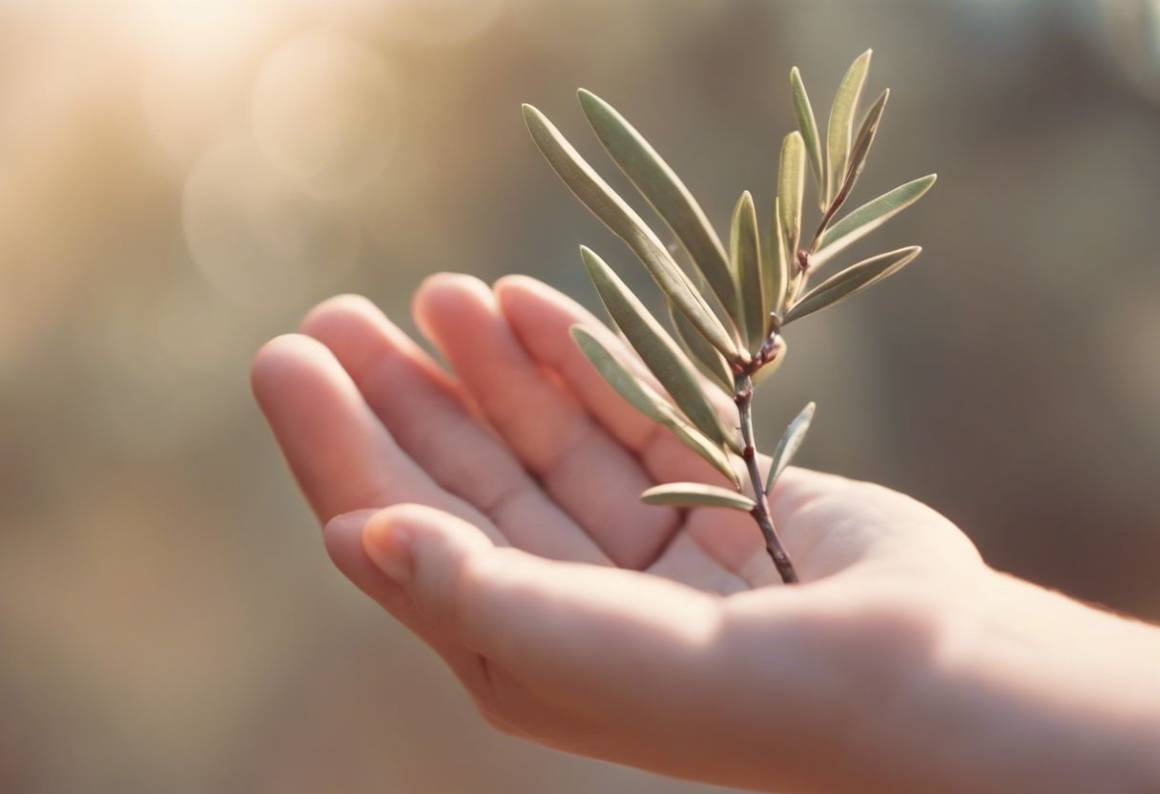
[{"left": 2, "top": 0, "right": 1159, "bottom": 791}]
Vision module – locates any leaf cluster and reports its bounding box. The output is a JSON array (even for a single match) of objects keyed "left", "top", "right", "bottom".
[{"left": 524, "top": 50, "right": 934, "bottom": 512}]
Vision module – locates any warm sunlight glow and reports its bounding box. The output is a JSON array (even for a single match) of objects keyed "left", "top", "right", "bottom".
[{"left": 253, "top": 30, "right": 399, "bottom": 199}]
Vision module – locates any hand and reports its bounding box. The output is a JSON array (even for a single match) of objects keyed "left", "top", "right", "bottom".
[{"left": 253, "top": 275, "right": 1160, "bottom": 793}]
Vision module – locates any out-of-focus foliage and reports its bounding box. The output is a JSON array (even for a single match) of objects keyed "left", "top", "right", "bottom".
[{"left": 2, "top": 1, "right": 1159, "bottom": 792}]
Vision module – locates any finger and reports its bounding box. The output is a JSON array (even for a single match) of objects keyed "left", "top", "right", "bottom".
[
  {"left": 494, "top": 275, "right": 735, "bottom": 486},
  {"left": 251, "top": 334, "right": 496, "bottom": 530},
  {"left": 494, "top": 278, "right": 868, "bottom": 585},
  {"left": 251, "top": 337, "right": 500, "bottom": 707},
  {"left": 362, "top": 503, "right": 728, "bottom": 724},
  {"left": 299, "top": 294, "right": 608, "bottom": 565},
  {"left": 494, "top": 277, "right": 777, "bottom": 577},
  {"left": 323, "top": 509, "right": 498, "bottom": 714},
  {"left": 413, "top": 274, "right": 678, "bottom": 570}
]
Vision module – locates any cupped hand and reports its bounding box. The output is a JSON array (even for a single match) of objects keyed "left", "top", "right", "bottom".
[{"left": 252, "top": 274, "right": 988, "bottom": 792}]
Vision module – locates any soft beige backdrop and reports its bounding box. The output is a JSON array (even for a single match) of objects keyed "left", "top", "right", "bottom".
[{"left": 3, "top": 1, "right": 1159, "bottom": 791}]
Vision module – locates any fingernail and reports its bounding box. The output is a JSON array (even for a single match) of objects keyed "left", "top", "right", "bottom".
[{"left": 361, "top": 514, "right": 413, "bottom": 585}]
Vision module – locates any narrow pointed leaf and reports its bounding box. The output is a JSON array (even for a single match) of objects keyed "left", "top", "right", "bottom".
[
  {"left": 789, "top": 66, "right": 825, "bottom": 209},
  {"left": 830, "top": 88, "right": 889, "bottom": 217},
  {"left": 571, "top": 325, "right": 667, "bottom": 422},
  {"left": 571, "top": 325, "right": 739, "bottom": 485},
  {"left": 580, "top": 247, "right": 734, "bottom": 448},
  {"left": 778, "top": 131, "right": 806, "bottom": 257},
  {"left": 784, "top": 245, "right": 922, "bottom": 324},
  {"left": 663, "top": 416, "right": 742, "bottom": 487},
  {"left": 825, "top": 49, "right": 872, "bottom": 204},
  {"left": 668, "top": 302, "right": 734, "bottom": 394},
  {"left": 522, "top": 104, "right": 742, "bottom": 359},
  {"left": 641, "top": 483, "right": 755, "bottom": 511},
  {"left": 576, "top": 89, "right": 740, "bottom": 322},
  {"left": 762, "top": 197, "right": 789, "bottom": 319},
  {"left": 765, "top": 402, "right": 815, "bottom": 493},
  {"left": 684, "top": 252, "right": 742, "bottom": 347},
  {"left": 730, "top": 191, "right": 766, "bottom": 349},
  {"left": 812, "top": 175, "right": 937, "bottom": 268}
]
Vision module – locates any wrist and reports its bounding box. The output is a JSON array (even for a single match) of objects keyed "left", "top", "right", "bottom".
[{"left": 911, "top": 569, "right": 1160, "bottom": 792}]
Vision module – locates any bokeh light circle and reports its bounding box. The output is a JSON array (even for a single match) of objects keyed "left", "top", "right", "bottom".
[
  {"left": 182, "top": 133, "right": 362, "bottom": 304},
  {"left": 137, "top": 1, "right": 271, "bottom": 174},
  {"left": 252, "top": 29, "right": 398, "bottom": 199}
]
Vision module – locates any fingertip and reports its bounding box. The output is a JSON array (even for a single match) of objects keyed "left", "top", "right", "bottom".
[
  {"left": 492, "top": 273, "right": 546, "bottom": 302},
  {"left": 494, "top": 274, "right": 598, "bottom": 352},
  {"left": 494, "top": 275, "right": 555, "bottom": 328},
  {"left": 300, "top": 293, "right": 380, "bottom": 337},
  {"left": 250, "top": 333, "right": 331, "bottom": 405},
  {"left": 300, "top": 292, "right": 380, "bottom": 348},
  {"left": 298, "top": 293, "right": 419, "bottom": 382},
  {"left": 413, "top": 272, "right": 494, "bottom": 330},
  {"left": 360, "top": 504, "right": 435, "bottom": 585},
  {"left": 365, "top": 503, "right": 492, "bottom": 559},
  {"left": 413, "top": 273, "right": 500, "bottom": 349},
  {"left": 362, "top": 504, "right": 498, "bottom": 632},
  {"left": 415, "top": 272, "right": 492, "bottom": 307}
]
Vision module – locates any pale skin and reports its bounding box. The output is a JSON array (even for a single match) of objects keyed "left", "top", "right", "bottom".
[{"left": 252, "top": 274, "right": 1160, "bottom": 793}]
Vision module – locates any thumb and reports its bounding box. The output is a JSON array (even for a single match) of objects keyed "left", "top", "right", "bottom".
[{"left": 360, "top": 503, "right": 724, "bottom": 719}]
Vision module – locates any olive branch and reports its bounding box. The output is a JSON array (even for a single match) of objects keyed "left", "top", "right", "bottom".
[{"left": 522, "top": 50, "right": 935, "bottom": 584}]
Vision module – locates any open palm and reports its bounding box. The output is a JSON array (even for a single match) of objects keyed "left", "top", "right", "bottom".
[{"left": 253, "top": 273, "right": 984, "bottom": 791}]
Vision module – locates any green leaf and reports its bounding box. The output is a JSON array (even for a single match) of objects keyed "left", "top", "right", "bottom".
[
  {"left": 828, "top": 88, "right": 889, "bottom": 218},
  {"left": 825, "top": 49, "right": 872, "bottom": 206},
  {"left": 522, "top": 104, "right": 742, "bottom": 360},
  {"left": 812, "top": 175, "right": 937, "bottom": 269},
  {"left": 789, "top": 66, "right": 825, "bottom": 210},
  {"left": 778, "top": 131, "right": 806, "bottom": 258},
  {"left": 765, "top": 402, "right": 815, "bottom": 493},
  {"left": 576, "top": 89, "right": 740, "bottom": 324},
  {"left": 762, "top": 196, "right": 789, "bottom": 319},
  {"left": 641, "top": 482, "right": 755, "bottom": 511},
  {"left": 667, "top": 302, "right": 734, "bottom": 395},
  {"left": 580, "top": 246, "right": 735, "bottom": 449},
  {"left": 730, "top": 191, "right": 766, "bottom": 349},
  {"left": 784, "top": 245, "right": 922, "bottom": 324},
  {"left": 664, "top": 419, "right": 742, "bottom": 488},
  {"left": 571, "top": 325, "right": 739, "bottom": 485},
  {"left": 570, "top": 325, "right": 668, "bottom": 423}
]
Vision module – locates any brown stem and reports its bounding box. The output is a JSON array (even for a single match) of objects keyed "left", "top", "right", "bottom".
[
  {"left": 734, "top": 375, "right": 799, "bottom": 584},
  {"left": 807, "top": 161, "right": 858, "bottom": 255}
]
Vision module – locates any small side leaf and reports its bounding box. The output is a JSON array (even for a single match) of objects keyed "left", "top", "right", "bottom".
[
  {"left": 812, "top": 175, "right": 937, "bottom": 269},
  {"left": 522, "top": 104, "right": 742, "bottom": 359},
  {"left": 777, "top": 131, "right": 806, "bottom": 258},
  {"left": 641, "top": 482, "right": 755, "bottom": 511},
  {"left": 784, "top": 246, "right": 922, "bottom": 324},
  {"left": 667, "top": 302, "right": 734, "bottom": 395},
  {"left": 825, "top": 49, "right": 872, "bottom": 205},
  {"left": 571, "top": 325, "right": 739, "bottom": 485},
  {"left": 581, "top": 247, "right": 734, "bottom": 449},
  {"left": 765, "top": 402, "right": 816, "bottom": 493},
  {"left": 730, "top": 191, "right": 766, "bottom": 349},
  {"left": 789, "top": 66, "right": 825, "bottom": 209},
  {"left": 577, "top": 89, "right": 740, "bottom": 324}
]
